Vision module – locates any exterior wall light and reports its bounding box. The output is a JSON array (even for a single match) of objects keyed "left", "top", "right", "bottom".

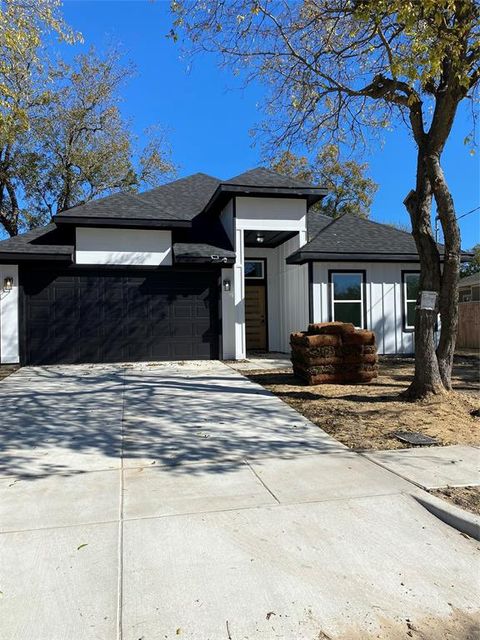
[
  {"left": 3, "top": 276, "right": 13, "bottom": 291},
  {"left": 256, "top": 233, "right": 265, "bottom": 244},
  {"left": 223, "top": 279, "right": 231, "bottom": 292}
]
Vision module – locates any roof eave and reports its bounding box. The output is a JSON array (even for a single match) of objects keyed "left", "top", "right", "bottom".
[
  {"left": 0, "top": 251, "right": 73, "bottom": 263},
  {"left": 53, "top": 215, "right": 192, "bottom": 229},
  {"left": 286, "top": 251, "right": 474, "bottom": 265},
  {"left": 203, "top": 184, "right": 328, "bottom": 214}
]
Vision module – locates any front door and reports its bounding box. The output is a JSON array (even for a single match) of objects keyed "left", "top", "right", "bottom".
[{"left": 245, "top": 284, "right": 267, "bottom": 350}]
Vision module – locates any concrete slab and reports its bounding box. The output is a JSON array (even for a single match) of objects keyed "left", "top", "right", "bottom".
[
  {"left": 122, "top": 494, "right": 480, "bottom": 639},
  {"left": 2, "top": 362, "right": 479, "bottom": 639},
  {"left": 123, "top": 462, "right": 276, "bottom": 520},
  {"left": 248, "top": 451, "right": 415, "bottom": 503},
  {"left": 0, "top": 425, "right": 121, "bottom": 479},
  {"left": 0, "top": 522, "right": 118, "bottom": 640},
  {"left": 121, "top": 367, "right": 344, "bottom": 469},
  {"left": 364, "top": 445, "right": 480, "bottom": 489},
  {"left": 0, "top": 469, "right": 119, "bottom": 532}
]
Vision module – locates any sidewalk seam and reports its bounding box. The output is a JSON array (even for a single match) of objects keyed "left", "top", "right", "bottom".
[{"left": 116, "top": 369, "right": 127, "bottom": 640}]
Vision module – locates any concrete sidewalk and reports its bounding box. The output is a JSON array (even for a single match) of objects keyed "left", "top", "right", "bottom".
[{"left": 0, "top": 362, "right": 479, "bottom": 639}]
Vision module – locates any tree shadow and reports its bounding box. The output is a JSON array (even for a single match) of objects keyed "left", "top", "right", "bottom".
[{"left": 0, "top": 364, "right": 346, "bottom": 481}]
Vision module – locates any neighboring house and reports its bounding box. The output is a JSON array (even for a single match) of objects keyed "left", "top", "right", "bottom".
[
  {"left": 457, "top": 272, "right": 480, "bottom": 349},
  {"left": 459, "top": 272, "right": 480, "bottom": 302},
  {"left": 0, "top": 167, "right": 466, "bottom": 365}
]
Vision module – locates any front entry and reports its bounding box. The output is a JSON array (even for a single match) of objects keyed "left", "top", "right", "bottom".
[{"left": 245, "top": 284, "right": 267, "bottom": 350}]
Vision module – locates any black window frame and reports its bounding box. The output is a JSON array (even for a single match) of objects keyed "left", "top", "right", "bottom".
[
  {"left": 328, "top": 269, "right": 367, "bottom": 329},
  {"left": 401, "top": 270, "right": 420, "bottom": 332},
  {"left": 244, "top": 258, "right": 266, "bottom": 281}
]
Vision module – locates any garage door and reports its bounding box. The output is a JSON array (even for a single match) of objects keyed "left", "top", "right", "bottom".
[{"left": 21, "top": 267, "right": 219, "bottom": 365}]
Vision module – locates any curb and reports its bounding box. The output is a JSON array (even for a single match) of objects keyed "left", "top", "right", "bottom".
[{"left": 413, "top": 493, "right": 480, "bottom": 541}]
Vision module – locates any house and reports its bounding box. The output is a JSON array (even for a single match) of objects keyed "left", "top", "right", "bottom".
[
  {"left": 459, "top": 271, "right": 480, "bottom": 302},
  {"left": 457, "top": 272, "right": 480, "bottom": 349},
  {"left": 0, "top": 167, "right": 454, "bottom": 365}
]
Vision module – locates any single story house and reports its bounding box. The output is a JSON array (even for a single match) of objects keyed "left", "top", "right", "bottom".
[
  {"left": 0, "top": 167, "right": 451, "bottom": 365},
  {"left": 459, "top": 271, "right": 480, "bottom": 303}
]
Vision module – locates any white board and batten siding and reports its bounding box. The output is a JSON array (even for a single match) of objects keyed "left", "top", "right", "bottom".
[
  {"left": 312, "top": 261, "right": 420, "bottom": 355},
  {"left": 0, "top": 264, "right": 19, "bottom": 363},
  {"left": 245, "top": 239, "right": 309, "bottom": 353},
  {"left": 75, "top": 228, "right": 172, "bottom": 266}
]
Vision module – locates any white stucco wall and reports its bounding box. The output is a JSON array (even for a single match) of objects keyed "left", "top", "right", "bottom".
[
  {"left": 76, "top": 228, "right": 172, "bottom": 266},
  {"left": 0, "top": 264, "right": 19, "bottom": 364},
  {"left": 235, "top": 197, "right": 307, "bottom": 231},
  {"left": 312, "top": 261, "right": 421, "bottom": 354}
]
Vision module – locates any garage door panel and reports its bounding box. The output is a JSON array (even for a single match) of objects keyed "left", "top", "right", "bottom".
[{"left": 21, "top": 267, "right": 219, "bottom": 364}]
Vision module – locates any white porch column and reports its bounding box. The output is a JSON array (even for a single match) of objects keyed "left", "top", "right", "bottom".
[
  {"left": 221, "top": 267, "right": 235, "bottom": 359},
  {"left": 233, "top": 228, "right": 246, "bottom": 359},
  {"left": 0, "top": 264, "right": 19, "bottom": 364}
]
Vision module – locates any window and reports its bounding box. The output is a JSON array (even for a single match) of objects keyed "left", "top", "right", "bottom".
[
  {"left": 329, "top": 272, "right": 365, "bottom": 328},
  {"left": 244, "top": 259, "right": 265, "bottom": 279},
  {"left": 403, "top": 271, "right": 420, "bottom": 330}
]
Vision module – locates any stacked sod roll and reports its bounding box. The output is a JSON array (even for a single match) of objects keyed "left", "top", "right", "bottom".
[{"left": 290, "top": 322, "right": 378, "bottom": 384}]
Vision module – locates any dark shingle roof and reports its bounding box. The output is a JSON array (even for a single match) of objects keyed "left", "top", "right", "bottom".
[
  {"left": 307, "top": 210, "right": 334, "bottom": 240},
  {"left": 0, "top": 224, "right": 73, "bottom": 258},
  {"left": 50, "top": 168, "right": 325, "bottom": 227},
  {"left": 287, "top": 214, "right": 422, "bottom": 263},
  {"left": 173, "top": 242, "right": 235, "bottom": 263},
  {"left": 54, "top": 173, "right": 221, "bottom": 225},
  {"left": 225, "top": 167, "right": 317, "bottom": 189},
  {"left": 459, "top": 272, "right": 480, "bottom": 287},
  {"left": 134, "top": 173, "right": 220, "bottom": 221}
]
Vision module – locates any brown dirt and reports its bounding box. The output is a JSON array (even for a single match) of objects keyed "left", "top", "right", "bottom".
[
  {"left": 0, "top": 365, "right": 19, "bottom": 381},
  {"left": 244, "top": 356, "right": 480, "bottom": 451},
  {"left": 430, "top": 486, "right": 480, "bottom": 516}
]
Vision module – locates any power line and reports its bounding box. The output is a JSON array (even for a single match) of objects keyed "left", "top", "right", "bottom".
[{"left": 457, "top": 205, "right": 480, "bottom": 220}]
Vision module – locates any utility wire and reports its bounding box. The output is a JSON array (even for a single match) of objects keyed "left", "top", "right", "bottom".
[{"left": 457, "top": 205, "right": 480, "bottom": 220}]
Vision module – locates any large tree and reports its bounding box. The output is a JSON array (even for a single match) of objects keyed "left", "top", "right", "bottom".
[
  {"left": 171, "top": 0, "right": 480, "bottom": 399},
  {"left": 271, "top": 147, "right": 378, "bottom": 218},
  {"left": 0, "top": 2, "right": 174, "bottom": 236}
]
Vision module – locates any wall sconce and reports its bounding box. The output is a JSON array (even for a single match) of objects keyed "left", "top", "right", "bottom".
[
  {"left": 223, "top": 279, "right": 231, "bottom": 292},
  {"left": 256, "top": 232, "right": 265, "bottom": 244},
  {"left": 3, "top": 276, "right": 13, "bottom": 291}
]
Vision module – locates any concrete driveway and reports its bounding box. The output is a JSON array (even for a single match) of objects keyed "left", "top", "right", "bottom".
[{"left": 0, "top": 362, "right": 479, "bottom": 639}]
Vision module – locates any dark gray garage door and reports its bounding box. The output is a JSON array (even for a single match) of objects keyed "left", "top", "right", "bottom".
[{"left": 21, "top": 266, "right": 220, "bottom": 365}]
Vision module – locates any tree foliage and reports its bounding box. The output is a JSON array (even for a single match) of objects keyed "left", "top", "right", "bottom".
[
  {"left": 171, "top": 0, "right": 480, "bottom": 398},
  {"left": 0, "top": 2, "right": 174, "bottom": 236},
  {"left": 271, "top": 147, "right": 378, "bottom": 218},
  {"left": 461, "top": 243, "right": 480, "bottom": 276}
]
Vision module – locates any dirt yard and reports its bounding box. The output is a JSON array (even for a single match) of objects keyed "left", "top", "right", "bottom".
[
  {"left": 431, "top": 486, "right": 480, "bottom": 516},
  {"left": 245, "top": 355, "right": 480, "bottom": 451},
  {"left": 0, "top": 365, "right": 19, "bottom": 381}
]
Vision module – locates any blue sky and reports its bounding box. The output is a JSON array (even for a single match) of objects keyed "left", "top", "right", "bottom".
[{"left": 59, "top": 0, "right": 479, "bottom": 248}]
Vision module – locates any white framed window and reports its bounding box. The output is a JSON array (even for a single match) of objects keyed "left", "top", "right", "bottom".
[
  {"left": 402, "top": 271, "right": 420, "bottom": 330},
  {"left": 329, "top": 271, "right": 365, "bottom": 328},
  {"left": 244, "top": 259, "right": 265, "bottom": 280}
]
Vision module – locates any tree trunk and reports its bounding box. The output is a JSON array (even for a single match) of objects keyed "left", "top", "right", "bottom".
[
  {"left": 403, "top": 150, "right": 445, "bottom": 399},
  {"left": 426, "top": 153, "right": 461, "bottom": 390}
]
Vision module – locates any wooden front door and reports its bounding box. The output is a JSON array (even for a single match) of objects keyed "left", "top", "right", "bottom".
[{"left": 245, "top": 285, "right": 267, "bottom": 350}]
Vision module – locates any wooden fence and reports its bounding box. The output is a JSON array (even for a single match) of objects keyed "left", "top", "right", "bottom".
[{"left": 457, "top": 302, "right": 480, "bottom": 348}]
